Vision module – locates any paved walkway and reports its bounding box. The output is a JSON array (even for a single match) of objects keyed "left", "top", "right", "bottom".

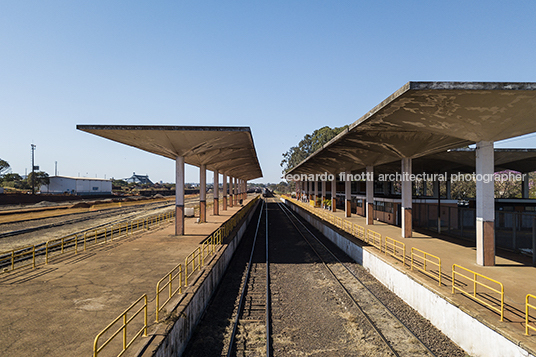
[
  {"left": 0, "top": 196, "right": 255, "bottom": 357},
  {"left": 288, "top": 197, "right": 536, "bottom": 354}
]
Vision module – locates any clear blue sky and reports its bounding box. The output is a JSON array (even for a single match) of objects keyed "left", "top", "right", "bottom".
[{"left": 2, "top": 1, "right": 536, "bottom": 184}]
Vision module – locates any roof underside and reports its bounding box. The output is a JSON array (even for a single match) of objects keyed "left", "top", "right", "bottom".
[
  {"left": 288, "top": 82, "right": 536, "bottom": 176},
  {"left": 76, "top": 125, "right": 263, "bottom": 180}
]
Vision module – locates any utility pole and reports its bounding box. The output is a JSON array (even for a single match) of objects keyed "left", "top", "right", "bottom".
[{"left": 31, "top": 144, "right": 36, "bottom": 195}]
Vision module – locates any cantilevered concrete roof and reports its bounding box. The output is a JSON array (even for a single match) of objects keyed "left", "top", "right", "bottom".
[
  {"left": 373, "top": 148, "right": 536, "bottom": 175},
  {"left": 288, "top": 82, "right": 536, "bottom": 175},
  {"left": 77, "top": 125, "right": 263, "bottom": 180}
]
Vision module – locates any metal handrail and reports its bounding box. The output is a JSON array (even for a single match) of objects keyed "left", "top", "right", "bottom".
[
  {"left": 526, "top": 294, "right": 536, "bottom": 335},
  {"left": 367, "top": 229, "right": 382, "bottom": 251},
  {"left": 384, "top": 236, "right": 406, "bottom": 267},
  {"left": 155, "top": 263, "right": 183, "bottom": 322},
  {"left": 93, "top": 294, "right": 148, "bottom": 357},
  {"left": 411, "top": 247, "right": 442, "bottom": 286},
  {"left": 452, "top": 264, "right": 504, "bottom": 321}
]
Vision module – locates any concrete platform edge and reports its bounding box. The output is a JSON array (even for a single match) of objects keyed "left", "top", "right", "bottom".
[
  {"left": 282, "top": 197, "right": 536, "bottom": 357},
  {"left": 143, "top": 199, "right": 260, "bottom": 357}
]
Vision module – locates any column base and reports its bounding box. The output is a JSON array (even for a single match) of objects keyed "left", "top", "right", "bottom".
[
  {"left": 332, "top": 198, "right": 337, "bottom": 212},
  {"left": 175, "top": 205, "right": 184, "bottom": 235},
  {"left": 366, "top": 202, "right": 374, "bottom": 225},
  {"left": 345, "top": 200, "right": 351, "bottom": 218},
  {"left": 402, "top": 207, "right": 412, "bottom": 238},
  {"left": 477, "top": 219, "right": 495, "bottom": 266},
  {"left": 200, "top": 200, "right": 206, "bottom": 223},
  {"left": 213, "top": 198, "right": 219, "bottom": 215},
  {"left": 223, "top": 197, "right": 227, "bottom": 210},
  {"left": 229, "top": 195, "right": 234, "bottom": 207}
]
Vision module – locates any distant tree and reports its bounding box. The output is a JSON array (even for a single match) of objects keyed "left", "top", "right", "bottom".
[
  {"left": 0, "top": 159, "right": 10, "bottom": 176},
  {"left": 281, "top": 125, "right": 348, "bottom": 174},
  {"left": 27, "top": 171, "right": 50, "bottom": 192}
]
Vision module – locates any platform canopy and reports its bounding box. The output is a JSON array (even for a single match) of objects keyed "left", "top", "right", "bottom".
[
  {"left": 76, "top": 125, "right": 263, "bottom": 180},
  {"left": 287, "top": 82, "right": 536, "bottom": 176},
  {"left": 371, "top": 148, "right": 536, "bottom": 175}
]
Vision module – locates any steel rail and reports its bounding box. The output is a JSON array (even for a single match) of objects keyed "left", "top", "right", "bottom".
[
  {"left": 226, "top": 199, "right": 269, "bottom": 357},
  {"left": 278, "top": 201, "right": 438, "bottom": 357}
]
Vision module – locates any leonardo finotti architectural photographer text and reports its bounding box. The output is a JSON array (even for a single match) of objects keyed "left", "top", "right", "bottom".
[{"left": 285, "top": 171, "right": 526, "bottom": 183}]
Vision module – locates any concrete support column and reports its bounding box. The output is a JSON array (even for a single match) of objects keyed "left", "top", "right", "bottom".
[
  {"left": 446, "top": 176, "right": 452, "bottom": 200},
  {"left": 314, "top": 180, "right": 318, "bottom": 206},
  {"left": 200, "top": 164, "right": 206, "bottom": 223},
  {"left": 222, "top": 173, "right": 228, "bottom": 210},
  {"left": 522, "top": 172, "right": 530, "bottom": 199},
  {"left": 345, "top": 171, "right": 351, "bottom": 218},
  {"left": 175, "top": 156, "right": 185, "bottom": 235},
  {"left": 321, "top": 180, "right": 326, "bottom": 206},
  {"left": 308, "top": 180, "right": 312, "bottom": 201},
  {"left": 233, "top": 177, "right": 238, "bottom": 206},
  {"left": 366, "top": 166, "right": 374, "bottom": 225},
  {"left": 229, "top": 177, "right": 234, "bottom": 208},
  {"left": 432, "top": 180, "right": 439, "bottom": 198},
  {"left": 476, "top": 141, "right": 495, "bottom": 266},
  {"left": 331, "top": 175, "right": 337, "bottom": 212},
  {"left": 213, "top": 170, "right": 219, "bottom": 215},
  {"left": 401, "top": 158, "right": 412, "bottom": 238}
]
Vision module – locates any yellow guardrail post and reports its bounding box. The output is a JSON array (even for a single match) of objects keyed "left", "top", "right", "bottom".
[
  {"left": 527, "top": 294, "right": 536, "bottom": 335},
  {"left": 452, "top": 264, "right": 504, "bottom": 321}
]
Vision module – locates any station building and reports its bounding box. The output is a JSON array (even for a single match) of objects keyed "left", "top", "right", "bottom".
[{"left": 40, "top": 176, "right": 112, "bottom": 196}]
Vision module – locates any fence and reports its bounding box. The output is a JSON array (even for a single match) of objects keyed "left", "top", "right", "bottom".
[
  {"left": 411, "top": 247, "right": 442, "bottom": 286},
  {"left": 93, "top": 294, "right": 148, "bottom": 357},
  {"left": 385, "top": 236, "right": 405, "bottom": 266},
  {"left": 452, "top": 264, "right": 504, "bottom": 321},
  {"left": 1, "top": 210, "right": 175, "bottom": 273}
]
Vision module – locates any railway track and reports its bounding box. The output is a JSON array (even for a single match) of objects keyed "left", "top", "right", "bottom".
[
  {"left": 184, "top": 199, "right": 465, "bottom": 356},
  {"left": 277, "top": 200, "right": 437, "bottom": 357},
  {"left": 226, "top": 199, "right": 271, "bottom": 357}
]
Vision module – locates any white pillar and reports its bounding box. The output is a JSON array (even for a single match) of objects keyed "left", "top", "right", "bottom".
[
  {"left": 476, "top": 141, "right": 495, "bottom": 266},
  {"left": 401, "top": 158, "right": 412, "bottom": 238},
  {"left": 345, "top": 171, "right": 351, "bottom": 217},
  {"left": 222, "top": 172, "right": 228, "bottom": 210},
  {"left": 175, "top": 156, "right": 185, "bottom": 235},
  {"left": 366, "top": 166, "right": 374, "bottom": 225},
  {"left": 213, "top": 170, "right": 219, "bottom": 215},
  {"left": 313, "top": 180, "right": 318, "bottom": 205},
  {"left": 321, "top": 179, "right": 326, "bottom": 206},
  {"left": 331, "top": 175, "right": 337, "bottom": 212},
  {"left": 200, "top": 164, "right": 206, "bottom": 222}
]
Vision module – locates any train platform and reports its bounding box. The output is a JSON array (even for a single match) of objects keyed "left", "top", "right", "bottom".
[
  {"left": 0, "top": 195, "right": 256, "bottom": 357},
  {"left": 286, "top": 197, "right": 536, "bottom": 355}
]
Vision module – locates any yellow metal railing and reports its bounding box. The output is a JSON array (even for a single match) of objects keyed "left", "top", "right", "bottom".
[
  {"left": 45, "top": 234, "right": 79, "bottom": 264},
  {"left": 0, "top": 245, "right": 36, "bottom": 271},
  {"left": 367, "top": 229, "right": 382, "bottom": 251},
  {"left": 411, "top": 247, "right": 442, "bottom": 286},
  {"left": 526, "top": 294, "right": 536, "bottom": 335},
  {"left": 384, "top": 236, "right": 406, "bottom": 267},
  {"left": 93, "top": 294, "right": 148, "bottom": 357},
  {"left": 353, "top": 223, "right": 365, "bottom": 240},
  {"left": 452, "top": 264, "right": 504, "bottom": 321},
  {"left": 343, "top": 220, "right": 352, "bottom": 233},
  {"left": 1, "top": 209, "right": 175, "bottom": 272},
  {"left": 185, "top": 248, "right": 202, "bottom": 286},
  {"left": 155, "top": 263, "right": 183, "bottom": 322}
]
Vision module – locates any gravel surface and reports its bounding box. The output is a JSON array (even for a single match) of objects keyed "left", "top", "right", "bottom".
[{"left": 184, "top": 200, "right": 468, "bottom": 356}]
